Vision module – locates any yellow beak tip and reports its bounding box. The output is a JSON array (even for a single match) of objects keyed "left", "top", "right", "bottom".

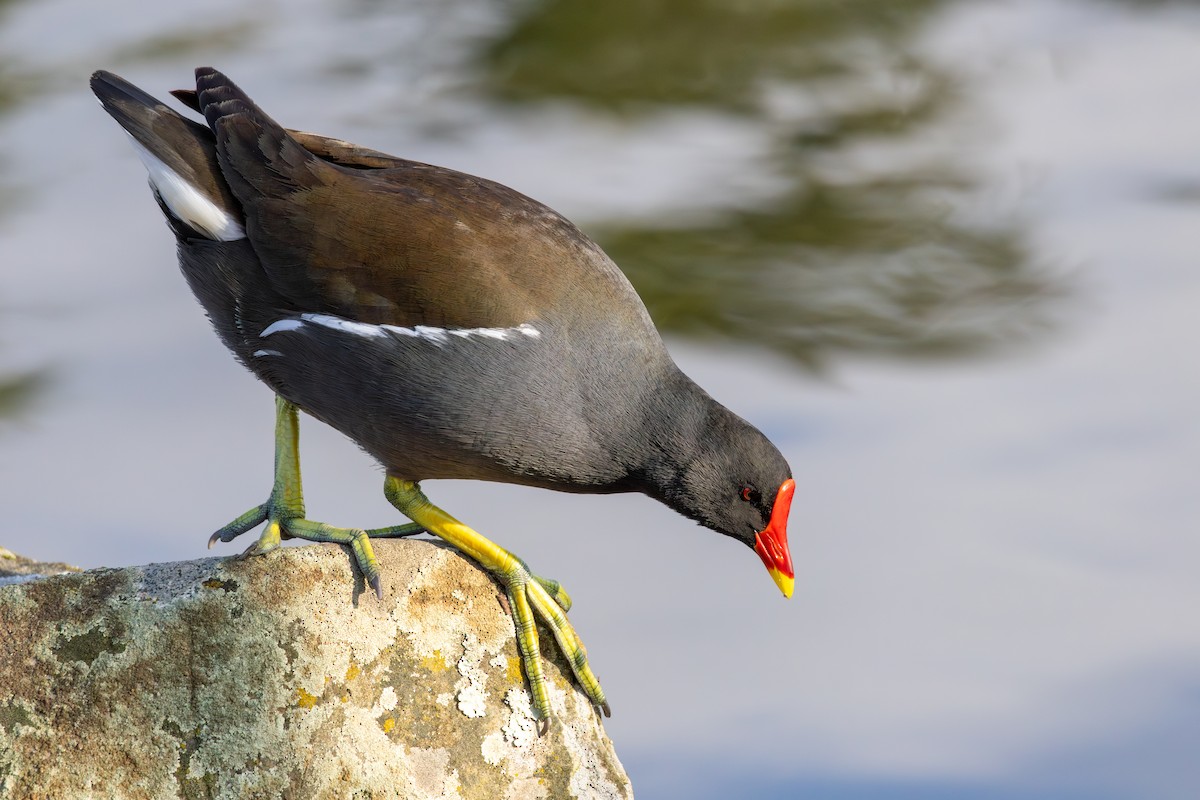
[{"left": 768, "top": 568, "right": 794, "bottom": 599}]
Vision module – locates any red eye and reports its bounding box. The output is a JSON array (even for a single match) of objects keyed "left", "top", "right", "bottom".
[{"left": 740, "top": 486, "right": 759, "bottom": 503}]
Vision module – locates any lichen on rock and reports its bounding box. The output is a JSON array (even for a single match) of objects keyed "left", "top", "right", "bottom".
[{"left": 0, "top": 541, "right": 632, "bottom": 799}]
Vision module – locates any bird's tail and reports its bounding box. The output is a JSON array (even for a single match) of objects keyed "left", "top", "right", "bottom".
[
  {"left": 90, "top": 70, "right": 245, "bottom": 241},
  {"left": 191, "top": 66, "right": 326, "bottom": 203}
]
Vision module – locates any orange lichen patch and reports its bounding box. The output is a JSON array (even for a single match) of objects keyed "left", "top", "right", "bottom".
[
  {"left": 295, "top": 687, "right": 319, "bottom": 709},
  {"left": 345, "top": 662, "right": 361, "bottom": 682},
  {"left": 505, "top": 657, "right": 523, "bottom": 686},
  {"left": 421, "top": 651, "right": 450, "bottom": 674},
  {"left": 381, "top": 717, "right": 396, "bottom": 734}
]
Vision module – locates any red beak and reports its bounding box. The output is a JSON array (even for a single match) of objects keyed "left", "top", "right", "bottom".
[{"left": 754, "top": 479, "right": 795, "bottom": 598}]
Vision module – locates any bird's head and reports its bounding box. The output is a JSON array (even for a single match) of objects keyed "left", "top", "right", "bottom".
[{"left": 659, "top": 411, "right": 796, "bottom": 598}]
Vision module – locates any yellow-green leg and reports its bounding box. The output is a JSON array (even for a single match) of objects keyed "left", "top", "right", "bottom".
[
  {"left": 383, "top": 475, "right": 608, "bottom": 733},
  {"left": 209, "top": 396, "right": 424, "bottom": 597}
]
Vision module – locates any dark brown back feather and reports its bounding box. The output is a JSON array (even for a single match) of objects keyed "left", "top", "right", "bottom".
[{"left": 189, "top": 68, "right": 643, "bottom": 333}]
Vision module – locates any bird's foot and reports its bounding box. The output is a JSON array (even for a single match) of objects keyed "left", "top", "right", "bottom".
[
  {"left": 207, "top": 396, "right": 423, "bottom": 598},
  {"left": 383, "top": 476, "right": 607, "bottom": 732},
  {"left": 498, "top": 557, "right": 608, "bottom": 734},
  {"left": 496, "top": 575, "right": 572, "bottom": 614},
  {"left": 208, "top": 500, "right": 423, "bottom": 599}
]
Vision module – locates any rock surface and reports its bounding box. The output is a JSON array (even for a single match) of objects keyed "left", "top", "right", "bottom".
[
  {"left": 0, "top": 541, "right": 632, "bottom": 799},
  {"left": 0, "top": 546, "right": 80, "bottom": 583}
]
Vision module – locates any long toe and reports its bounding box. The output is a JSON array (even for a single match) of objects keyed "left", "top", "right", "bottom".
[
  {"left": 285, "top": 518, "right": 384, "bottom": 599},
  {"left": 382, "top": 476, "right": 610, "bottom": 730},
  {"left": 209, "top": 503, "right": 269, "bottom": 548}
]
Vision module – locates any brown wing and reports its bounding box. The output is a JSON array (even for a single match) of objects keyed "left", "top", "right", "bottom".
[
  {"left": 173, "top": 89, "right": 407, "bottom": 169},
  {"left": 188, "top": 70, "right": 627, "bottom": 330}
]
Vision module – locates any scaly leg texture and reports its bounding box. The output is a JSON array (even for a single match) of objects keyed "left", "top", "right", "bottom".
[
  {"left": 209, "top": 396, "right": 424, "bottom": 596},
  {"left": 384, "top": 475, "right": 609, "bottom": 733}
]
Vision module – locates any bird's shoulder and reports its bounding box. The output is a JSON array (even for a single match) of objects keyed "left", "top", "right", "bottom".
[{"left": 245, "top": 132, "right": 641, "bottom": 333}]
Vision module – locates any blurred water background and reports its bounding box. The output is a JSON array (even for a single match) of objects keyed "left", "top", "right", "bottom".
[{"left": 2, "top": 0, "right": 1198, "bottom": 797}]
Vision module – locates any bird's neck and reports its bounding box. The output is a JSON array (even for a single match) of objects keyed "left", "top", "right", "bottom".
[{"left": 623, "top": 369, "right": 735, "bottom": 522}]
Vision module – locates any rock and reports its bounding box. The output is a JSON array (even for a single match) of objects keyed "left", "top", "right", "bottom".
[
  {"left": 0, "top": 541, "right": 632, "bottom": 799},
  {"left": 0, "top": 546, "right": 80, "bottom": 585}
]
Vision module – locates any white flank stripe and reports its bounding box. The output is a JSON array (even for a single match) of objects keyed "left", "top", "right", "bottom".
[
  {"left": 513, "top": 323, "right": 542, "bottom": 339},
  {"left": 449, "top": 327, "right": 507, "bottom": 340},
  {"left": 260, "top": 313, "right": 541, "bottom": 344},
  {"left": 260, "top": 319, "right": 305, "bottom": 337},
  {"left": 383, "top": 321, "right": 541, "bottom": 343},
  {"left": 128, "top": 137, "right": 246, "bottom": 241},
  {"left": 385, "top": 324, "right": 449, "bottom": 343},
  {"left": 252, "top": 349, "right": 282, "bottom": 358},
  {"left": 301, "top": 313, "right": 388, "bottom": 338}
]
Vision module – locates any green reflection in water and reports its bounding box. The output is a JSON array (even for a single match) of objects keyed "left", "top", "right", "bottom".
[
  {"left": 0, "top": 0, "right": 46, "bottom": 120},
  {"left": 481, "top": 0, "right": 1062, "bottom": 367},
  {"left": 106, "top": 20, "right": 260, "bottom": 67},
  {"left": 0, "top": 10, "right": 257, "bottom": 122},
  {"left": 0, "top": 363, "right": 44, "bottom": 421},
  {"left": 0, "top": 0, "right": 46, "bottom": 419},
  {"left": 485, "top": 0, "right": 942, "bottom": 111},
  {"left": 0, "top": 3, "right": 255, "bottom": 420}
]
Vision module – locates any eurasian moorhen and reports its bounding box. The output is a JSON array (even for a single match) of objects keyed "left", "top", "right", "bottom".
[{"left": 90, "top": 67, "right": 795, "bottom": 731}]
